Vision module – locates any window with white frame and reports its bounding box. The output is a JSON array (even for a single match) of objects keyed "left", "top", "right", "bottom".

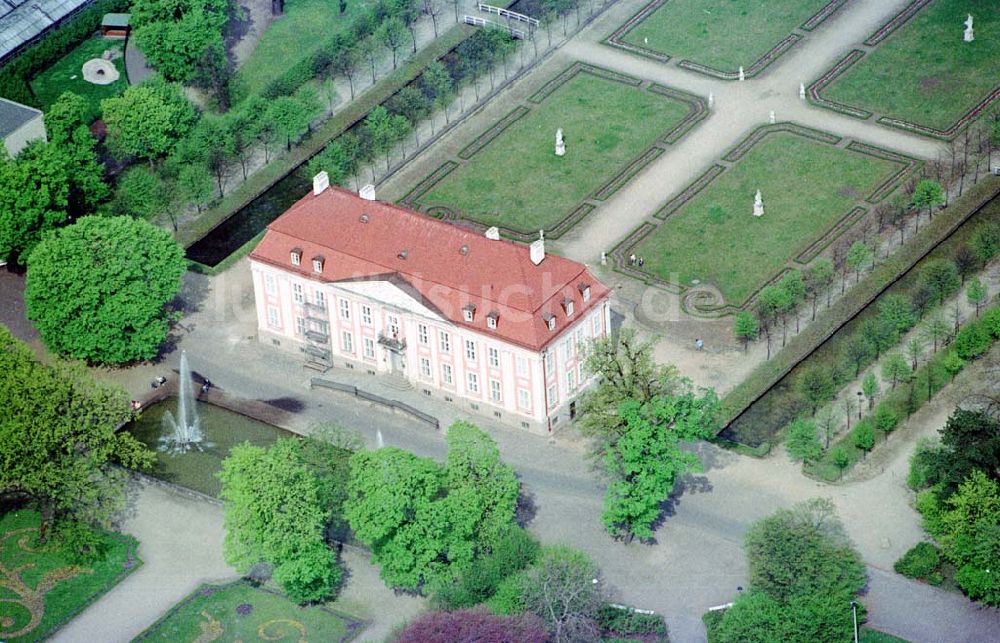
[
  {"left": 592, "top": 313, "right": 601, "bottom": 335},
  {"left": 295, "top": 316, "right": 306, "bottom": 335},
  {"left": 548, "top": 384, "right": 558, "bottom": 408},
  {"left": 489, "top": 379, "right": 501, "bottom": 402},
  {"left": 439, "top": 331, "right": 451, "bottom": 353},
  {"left": 442, "top": 363, "right": 453, "bottom": 385},
  {"left": 467, "top": 372, "right": 479, "bottom": 394},
  {"left": 264, "top": 273, "right": 276, "bottom": 295},
  {"left": 339, "top": 299, "right": 350, "bottom": 320},
  {"left": 420, "top": 357, "right": 431, "bottom": 378},
  {"left": 341, "top": 331, "right": 353, "bottom": 353},
  {"left": 465, "top": 340, "right": 476, "bottom": 361},
  {"left": 418, "top": 324, "right": 428, "bottom": 344},
  {"left": 290, "top": 249, "right": 302, "bottom": 266},
  {"left": 545, "top": 351, "right": 554, "bottom": 375},
  {"left": 488, "top": 347, "right": 499, "bottom": 368},
  {"left": 487, "top": 312, "right": 498, "bottom": 329},
  {"left": 566, "top": 369, "right": 576, "bottom": 391},
  {"left": 362, "top": 305, "right": 372, "bottom": 326},
  {"left": 315, "top": 290, "right": 326, "bottom": 309},
  {"left": 516, "top": 355, "right": 528, "bottom": 377},
  {"left": 388, "top": 315, "right": 399, "bottom": 338},
  {"left": 267, "top": 305, "right": 280, "bottom": 327},
  {"left": 463, "top": 305, "right": 475, "bottom": 322},
  {"left": 293, "top": 282, "right": 304, "bottom": 303},
  {"left": 363, "top": 337, "right": 375, "bottom": 359},
  {"left": 518, "top": 388, "right": 530, "bottom": 410},
  {"left": 312, "top": 257, "right": 324, "bottom": 273}
]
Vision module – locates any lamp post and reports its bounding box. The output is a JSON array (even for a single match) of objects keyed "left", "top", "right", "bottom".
[
  {"left": 856, "top": 391, "right": 863, "bottom": 420},
  {"left": 851, "top": 601, "right": 859, "bottom": 643}
]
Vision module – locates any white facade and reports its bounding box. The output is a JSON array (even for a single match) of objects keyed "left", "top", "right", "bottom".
[{"left": 250, "top": 259, "right": 611, "bottom": 432}]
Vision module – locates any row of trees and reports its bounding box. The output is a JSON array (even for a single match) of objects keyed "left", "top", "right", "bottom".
[
  {"left": 0, "top": 328, "right": 154, "bottom": 556},
  {"left": 706, "top": 499, "right": 867, "bottom": 642},
  {"left": 733, "top": 221, "right": 1000, "bottom": 445},
  {"left": 579, "top": 329, "right": 720, "bottom": 543},
  {"left": 905, "top": 407, "right": 1000, "bottom": 605}
]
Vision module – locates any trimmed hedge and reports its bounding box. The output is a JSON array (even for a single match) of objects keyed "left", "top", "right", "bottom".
[
  {"left": 894, "top": 541, "right": 943, "bottom": 584},
  {"left": 0, "top": 0, "right": 130, "bottom": 106},
  {"left": 595, "top": 605, "right": 668, "bottom": 638}
]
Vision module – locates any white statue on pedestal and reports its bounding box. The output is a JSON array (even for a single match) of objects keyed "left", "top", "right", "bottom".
[
  {"left": 738, "top": 66, "right": 745, "bottom": 82},
  {"left": 555, "top": 128, "right": 566, "bottom": 157},
  {"left": 708, "top": 92, "right": 714, "bottom": 108},
  {"left": 753, "top": 190, "right": 764, "bottom": 217},
  {"left": 964, "top": 14, "right": 974, "bottom": 42},
  {"left": 769, "top": 110, "right": 776, "bottom": 124},
  {"left": 799, "top": 82, "right": 806, "bottom": 100}
]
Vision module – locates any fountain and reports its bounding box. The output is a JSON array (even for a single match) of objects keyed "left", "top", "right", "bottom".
[
  {"left": 376, "top": 429, "right": 385, "bottom": 449},
  {"left": 160, "top": 351, "right": 204, "bottom": 452}
]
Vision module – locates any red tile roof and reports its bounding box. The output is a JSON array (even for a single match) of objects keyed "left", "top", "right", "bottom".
[{"left": 250, "top": 185, "right": 610, "bottom": 351}]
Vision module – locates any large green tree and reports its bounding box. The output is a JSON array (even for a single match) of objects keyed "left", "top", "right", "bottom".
[
  {"left": 601, "top": 396, "right": 717, "bottom": 542},
  {"left": 0, "top": 327, "right": 153, "bottom": 544},
  {"left": 101, "top": 77, "right": 196, "bottom": 162},
  {"left": 25, "top": 216, "right": 186, "bottom": 364},
  {"left": 218, "top": 439, "right": 341, "bottom": 604},
  {"left": 131, "top": 0, "right": 232, "bottom": 83},
  {"left": 345, "top": 424, "right": 519, "bottom": 592}
]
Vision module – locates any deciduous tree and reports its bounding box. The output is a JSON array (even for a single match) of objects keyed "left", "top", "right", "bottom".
[
  {"left": 25, "top": 216, "right": 186, "bottom": 364},
  {"left": 785, "top": 418, "right": 822, "bottom": 463},
  {"left": 733, "top": 311, "right": 759, "bottom": 352},
  {"left": 101, "top": 78, "right": 196, "bottom": 162}
]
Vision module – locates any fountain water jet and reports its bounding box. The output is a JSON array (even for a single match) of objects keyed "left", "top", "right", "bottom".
[
  {"left": 160, "top": 351, "right": 204, "bottom": 452},
  {"left": 376, "top": 429, "right": 385, "bottom": 449}
]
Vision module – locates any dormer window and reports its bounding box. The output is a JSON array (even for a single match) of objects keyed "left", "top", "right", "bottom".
[
  {"left": 462, "top": 304, "right": 476, "bottom": 322},
  {"left": 543, "top": 313, "right": 556, "bottom": 331},
  {"left": 486, "top": 312, "right": 499, "bottom": 329},
  {"left": 290, "top": 248, "right": 302, "bottom": 266},
  {"left": 312, "top": 256, "right": 324, "bottom": 273},
  {"left": 578, "top": 283, "right": 591, "bottom": 302},
  {"left": 562, "top": 298, "right": 574, "bottom": 317}
]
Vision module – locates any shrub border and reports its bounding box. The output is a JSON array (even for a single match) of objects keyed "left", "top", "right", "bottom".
[
  {"left": 456, "top": 106, "right": 530, "bottom": 160},
  {"left": 132, "top": 579, "right": 370, "bottom": 642},
  {"left": 604, "top": 0, "right": 846, "bottom": 77},
  {"left": 617, "top": 125, "right": 916, "bottom": 312},
  {"left": 810, "top": 0, "right": 1000, "bottom": 140},
  {"left": 405, "top": 64, "right": 704, "bottom": 240}
]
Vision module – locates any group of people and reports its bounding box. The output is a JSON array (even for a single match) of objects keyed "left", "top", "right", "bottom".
[{"left": 628, "top": 254, "right": 645, "bottom": 268}]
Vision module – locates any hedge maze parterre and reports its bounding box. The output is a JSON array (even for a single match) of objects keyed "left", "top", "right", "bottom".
[
  {"left": 614, "top": 124, "right": 919, "bottom": 314},
  {"left": 400, "top": 63, "right": 707, "bottom": 241},
  {"left": 811, "top": 0, "right": 1000, "bottom": 139},
  {"left": 605, "top": 0, "right": 848, "bottom": 79}
]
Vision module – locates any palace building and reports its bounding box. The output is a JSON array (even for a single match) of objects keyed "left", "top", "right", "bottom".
[{"left": 249, "top": 173, "right": 611, "bottom": 433}]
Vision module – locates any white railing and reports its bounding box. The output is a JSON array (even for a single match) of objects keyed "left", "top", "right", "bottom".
[
  {"left": 463, "top": 15, "right": 526, "bottom": 39},
  {"left": 478, "top": 2, "right": 539, "bottom": 26}
]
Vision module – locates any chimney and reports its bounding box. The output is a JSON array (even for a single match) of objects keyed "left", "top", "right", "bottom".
[
  {"left": 359, "top": 184, "right": 376, "bottom": 201},
  {"left": 313, "top": 171, "right": 330, "bottom": 195},
  {"left": 529, "top": 229, "right": 545, "bottom": 265},
  {"left": 485, "top": 226, "right": 500, "bottom": 240}
]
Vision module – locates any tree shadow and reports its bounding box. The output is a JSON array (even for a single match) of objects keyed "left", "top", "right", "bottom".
[
  {"left": 262, "top": 397, "right": 306, "bottom": 413},
  {"left": 516, "top": 485, "right": 537, "bottom": 528},
  {"left": 174, "top": 270, "right": 211, "bottom": 316}
]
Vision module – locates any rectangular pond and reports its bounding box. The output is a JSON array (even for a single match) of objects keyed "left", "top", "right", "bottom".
[{"left": 127, "top": 399, "right": 295, "bottom": 497}]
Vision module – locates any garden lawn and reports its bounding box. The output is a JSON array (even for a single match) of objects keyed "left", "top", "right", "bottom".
[
  {"left": 417, "top": 71, "right": 690, "bottom": 232},
  {"left": 621, "top": 0, "right": 831, "bottom": 70},
  {"left": 822, "top": 0, "right": 1000, "bottom": 132},
  {"left": 136, "top": 581, "right": 365, "bottom": 641},
  {"left": 231, "top": 0, "right": 376, "bottom": 102},
  {"left": 636, "top": 133, "right": 903, "bottom": 305},
  {"left": 0, "top": 510, "right": 139, "bottom": 642},
  {"left": 29, "top": 38, "right": 127, "bottom": 123}
]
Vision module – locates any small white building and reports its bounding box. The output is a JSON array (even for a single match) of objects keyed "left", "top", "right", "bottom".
[
  {"left": 0, "top": 97, "right": 45, "bottom": 158},
  {"left": 249, "top": 177, "right": 612, "bottom": 433}
]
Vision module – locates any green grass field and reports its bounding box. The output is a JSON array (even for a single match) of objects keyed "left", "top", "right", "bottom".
[
  {"left": 29, "top": 38, "right": 127, "bottom": 123},
  {"left": 231, "top": 0, "right": 376, "bottom": 102},
  {"left": 417, "top": 71, "right": 690, "bottom": 233},
  {"left": 822, "top": 0, "right": 1000, "bottom": 131},
  {"left": 635, "top": 133, "right": 903, "bottom": 305},
  {"left": 621, "top": 0, "right": 831, "bottom": 70},
  {"left": 136, "top": 581, "right": 364, "bottom": 641},
  {"left": 0, "top": 510, "right": 139, "bottom": 642}
]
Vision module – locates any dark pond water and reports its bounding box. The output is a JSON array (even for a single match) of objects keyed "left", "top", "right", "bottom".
[{"left": 127, "top": 399, "right": 294, "bottom": 496}]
